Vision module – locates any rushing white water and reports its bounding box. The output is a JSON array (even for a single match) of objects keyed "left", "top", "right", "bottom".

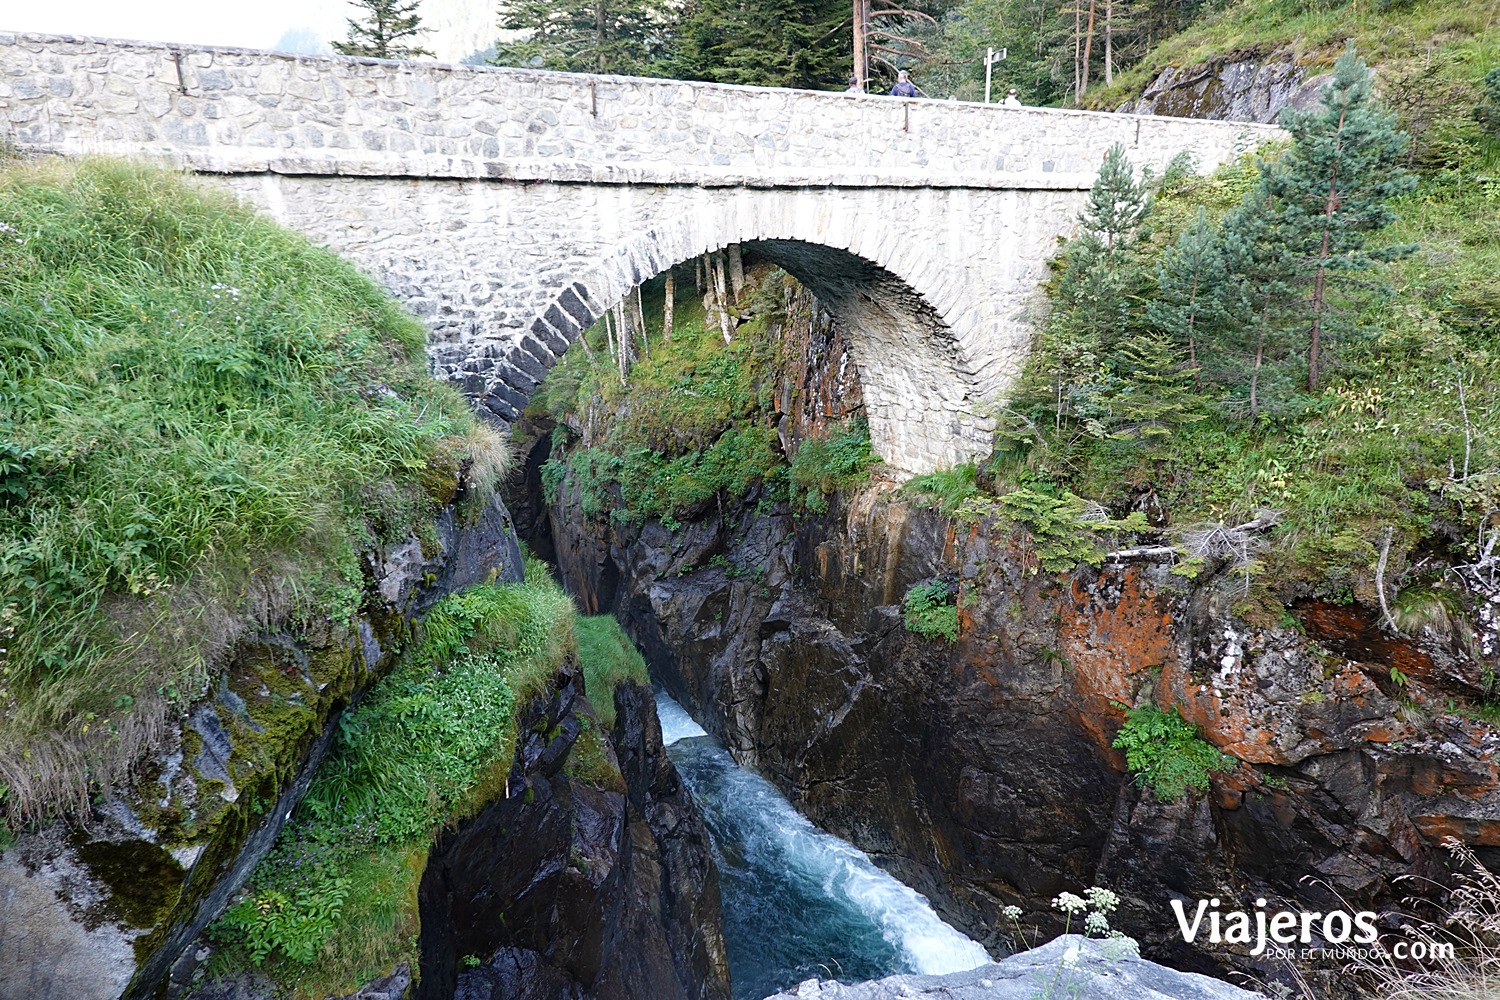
[
  {"left": 655, "top": 692, "right": 990, "bottom": 1000},
  {"left": 656, "top": 691, "right": 710, "bottom": 744}
]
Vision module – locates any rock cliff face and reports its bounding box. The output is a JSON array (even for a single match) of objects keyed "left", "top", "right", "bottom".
[
  {"left": 529, "top": 470, "right": 1500, "bottom": 997},
  {"left": 1118, "top": 47, "right": 1332, "bottom": 122},
  {"left": 425, "top": 678, "right": 730, "bottom": 1000}
]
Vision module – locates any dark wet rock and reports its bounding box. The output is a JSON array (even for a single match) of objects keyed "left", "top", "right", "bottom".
[
  {"left": 542, "top": 478, "right": 1500, "bottom": 998},
  {"left": 421, "top": 672, "right": 730, "bottom": 1000}
]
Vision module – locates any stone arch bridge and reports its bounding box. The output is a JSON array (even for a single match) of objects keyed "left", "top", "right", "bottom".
[{"left": 1, "top": 32, "right": 1280, "bottom": 472}]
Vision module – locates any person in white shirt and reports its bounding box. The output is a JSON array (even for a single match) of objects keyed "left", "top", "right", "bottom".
[{"left": 1002, "top": 88, "right": 1023, "bottom": 107}]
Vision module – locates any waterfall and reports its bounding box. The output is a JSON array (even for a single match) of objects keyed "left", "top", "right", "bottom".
[{"left": 656, "top": 693, "right": 991, "bottom": 1000}]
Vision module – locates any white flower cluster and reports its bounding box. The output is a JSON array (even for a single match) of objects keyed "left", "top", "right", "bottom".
[
  {"left": 1084, "top": 886, "right": 1120, "bottom": 915},
  {"left": 1052, "top": 891, "right": 1088, "bottom": 915},
  {"left": 1051, "top": 885, "right": 1124, "bottom": 938}
]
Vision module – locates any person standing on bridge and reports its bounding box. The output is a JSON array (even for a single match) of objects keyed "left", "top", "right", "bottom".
[
  {"left": 1002, "top": 88, "right": 1023, "bottom": 107},
  {"left": 890, "top": 69, "right": 919, "bottom": 98},
  {"left": 846, "top": 75, "right": 863, "bottom": 93}
]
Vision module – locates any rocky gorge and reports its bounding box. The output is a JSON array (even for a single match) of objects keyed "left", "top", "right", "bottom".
[{"left": 509, "top": 286, "right": 1500, "bottom": 1000}]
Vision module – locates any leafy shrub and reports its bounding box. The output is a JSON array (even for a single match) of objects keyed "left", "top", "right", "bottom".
[
  {"left": 790, "top": 420, "right": 879, "bottom": 514},
  {"left": 903, "top": 579, "right": 960, "bottom": 642},
  {"left": 214, "top": 879, "right": 350, "bottom": 965},
  {"left": 1112, "top": 705, "right": 1237, "bottom": 800}
]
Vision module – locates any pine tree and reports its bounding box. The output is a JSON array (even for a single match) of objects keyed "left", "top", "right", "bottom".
[
  {"left": 1101, "top": 332, "right": 1200, "bottom": 439},
  {"left": 332, "top": 0, "right": 433, "bottom": 59},
  {"left": 1147, "top": 206, "right": 1226, "bottom": 378},
  {"left": 669, "top": 0, "right": 851, "bottom": 89},
  {"left": 1080, "top": 143, "right": 1150, "bottom": 253},
  {"left": 1263, "top": 43, "right": 1417, "bottom": 391},
  {"left": 490, "top": 0, "right": 661, "bottom": 75}
]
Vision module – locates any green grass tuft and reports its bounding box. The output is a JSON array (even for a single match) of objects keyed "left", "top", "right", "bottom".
[
  {"left": 574, "top": 614, "right": 650, "bottom": 728},
  {"left": 209, "top": 567, "right": 578, "bottom": 995},
  {"left": 789, "top": 420, "right": 880, "bottom": 515},
  {"left": 0, "top": 158, "right": 509, "bottom": 828}
]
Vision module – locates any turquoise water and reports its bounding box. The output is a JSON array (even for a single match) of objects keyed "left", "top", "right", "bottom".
[{"left": 655, "top": 693, "right": 990, "bottom": 1000}]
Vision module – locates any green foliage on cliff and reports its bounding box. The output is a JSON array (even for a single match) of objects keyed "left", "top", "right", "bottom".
[
  {"left": 789, "top": 420, "right": 879, "bottom": 514},
  {"left": 210, "top": 564, "right": 577, "bottom": 994},
  {"left": 903, "top": 579, "right": 960, "bottom": 642},
  {"left": 978, "top": 60, "right": 1500, "bottom": 627},
  {"left": 0, "top": 158, "right": 510, "bottom": 829},
  {"left": 532, "top": 264, "right": 794, "bottom": 527},
  {"left": 900, "top": 463, "right": 983, "bottom": 514},
  {"left": 1112, "top": 705, "right": 1238, "bottom": 801}
]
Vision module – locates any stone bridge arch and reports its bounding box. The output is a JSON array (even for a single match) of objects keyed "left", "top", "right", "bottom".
[{"left": 513, "top": 209, "right": 993, "bottom": 473}]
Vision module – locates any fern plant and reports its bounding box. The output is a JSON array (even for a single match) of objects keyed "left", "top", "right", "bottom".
[
  {"left": 903, "top": 580, "right": 960, "bottom": 642},
  {"left": 1111, "top": 704, "right": 1237, "bottom": 801}
]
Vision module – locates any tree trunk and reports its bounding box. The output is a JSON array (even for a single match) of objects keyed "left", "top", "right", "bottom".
[
  {"left": 1308, "top": 168, "right": 1344, "bottom": 391},
  {"left": 852, "top": 0, "right": 867, "bottom": 88},
  {"left": 1074, "top": 1, "right": 1082, "bottom": 100},
  {"left": 614, "top": 301, "right": 632, "bottom": 383},
  {"left": 635, "top": 285, "right": 649, "bottom": 357},
  {"left": 604, "top": 307, "right": 617, "bottom": 372},
  {"left": 1251, "top": 326, "right": 1265, "bottom": 417},
  {"left": 712, "top": 252, "right": 733, "bottom": 345},
  {"left": 1079, "top": 0, "right": 1097, "bottom": 101},
  {"left": 594, "top": 0, "right": 606, "bottom": 74},
  {"left": 727, "top": 244, "right": 744, "bottom": 300},
  {"left": 1104, "top": 0, "right": 1113, "bottom": 86},
  {"left": 663, "top": 270, "right": 675, "bottom": 342}
]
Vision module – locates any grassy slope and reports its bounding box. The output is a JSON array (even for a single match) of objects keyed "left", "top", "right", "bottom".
[
  {"left": 1084, "top": 0, "right": 1500, "bottom": 111},
  {"left": 0, "top": 158, "right": 509, "bottom": 825},
  {"left": 207, "top": 561, "right": 649, "bottom": 995}
]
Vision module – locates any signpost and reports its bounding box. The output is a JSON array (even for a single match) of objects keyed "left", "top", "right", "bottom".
[{"left": 983, "top": 46, "right": 1007, "bottom": 103}]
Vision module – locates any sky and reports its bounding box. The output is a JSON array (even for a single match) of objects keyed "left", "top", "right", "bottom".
[{"left": 0, "top": 0, "right": 498, "bottom": 62}]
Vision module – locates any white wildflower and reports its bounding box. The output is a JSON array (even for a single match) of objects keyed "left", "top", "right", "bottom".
[
  {"left": 1084, "top": 886, "right": 1120, "bottom": 915},
  {"left": 1053, "top": 891, "right": 1087, "bottom": 915}
]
